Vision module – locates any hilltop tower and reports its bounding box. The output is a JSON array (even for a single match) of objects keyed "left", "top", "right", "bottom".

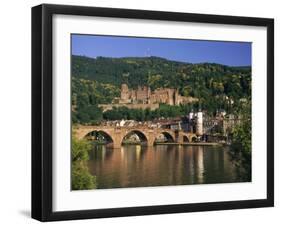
[
  {"left": 196, "top": 111, "right": 203, "bottom": 136},
  {"left": 174, "top": 89, "right": 179, "bottom": 105},
  {"left": 120, "top": 84, "right": 130, "bottom": 102}
]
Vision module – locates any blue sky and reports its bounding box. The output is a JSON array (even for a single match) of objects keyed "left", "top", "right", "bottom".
[{"left": 72, "top": 34, "right": 251, "bottom": 66}]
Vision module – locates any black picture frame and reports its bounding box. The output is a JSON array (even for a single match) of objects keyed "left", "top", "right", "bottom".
[{"left": 32, "top": 3, "right": 274, "bottom": 222}]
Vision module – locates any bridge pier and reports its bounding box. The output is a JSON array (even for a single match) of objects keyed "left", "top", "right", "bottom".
[
  {"left": 147, "top": 137, "right": 155, "bottom": 147},
  {"left": 146, "top": 131, "right": 155, "bottom": 147},
  {"left": 112, "top": 130, "right": 123, "bottom": 149},
  {"left": 177, "top": 135, "right": 184, "bottom": 143}
]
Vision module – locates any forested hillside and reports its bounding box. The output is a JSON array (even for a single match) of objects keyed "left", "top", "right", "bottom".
[{"left": 72, "top": 55, "right": 251, "bottom": 124}]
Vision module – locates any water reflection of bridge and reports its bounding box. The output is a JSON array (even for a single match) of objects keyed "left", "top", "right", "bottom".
[{"left": 74, "top": 125, "right": 198, "bottom": 148}]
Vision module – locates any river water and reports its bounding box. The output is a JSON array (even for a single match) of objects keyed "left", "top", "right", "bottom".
[{"left": 88, "top": 144, "right": 243, "bottom": 189}]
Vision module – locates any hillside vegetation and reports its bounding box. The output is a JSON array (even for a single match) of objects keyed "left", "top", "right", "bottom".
[{"left": 72, "top": 55, "right": 251, "bottom": 124}]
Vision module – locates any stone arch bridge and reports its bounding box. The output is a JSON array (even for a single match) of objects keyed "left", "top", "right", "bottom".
[{"left": 74, "top": 125, "right": 198, "bottom": 148}]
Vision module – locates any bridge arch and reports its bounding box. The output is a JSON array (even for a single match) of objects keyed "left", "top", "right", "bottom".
[
  {"left": 190, "top": 134, "right": 197, "bottom": 142},
  {"left": 155, "top": 131, "right": 175, "bottom": 143},
  {"left": 122, "top": 130, "right": 148, "bottom": 145},
  {"left": 181, "top": 133, "right": 198, "bottom": 143},
  {"left": 84, "top": 130, "right": 114, "bottom": 147},
  {"left": 183, "top": 135, "right": 189, "bottom": 143}
]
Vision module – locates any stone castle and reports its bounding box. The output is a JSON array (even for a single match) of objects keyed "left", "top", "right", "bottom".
[
  {"left": 98, "top": 84, "right": 198, "bottom": 112},
  {"left": 118, "top": 84, "right": 195, "bottom": 105}
]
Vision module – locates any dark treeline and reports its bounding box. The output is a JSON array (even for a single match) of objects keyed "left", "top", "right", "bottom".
[{"left": 72, "top": 55, "right": 251, "bottom": 124}]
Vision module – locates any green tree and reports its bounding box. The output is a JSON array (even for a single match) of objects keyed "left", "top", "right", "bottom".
[
  {"left": 72, "top": 137, "right": 91, "bottom": 161},
  {"left": 72, "top": 161, "right": 97, "bottom": 190},
  {"left": 71, "top": 136, "right": 97, "bottom": 190},
  {"left": 229, "top": 102, "right": 251, "bottom": 181}
]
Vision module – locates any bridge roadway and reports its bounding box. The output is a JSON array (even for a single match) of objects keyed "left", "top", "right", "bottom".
[{"left": 74, "top": 125, "right": 198, "bottom": 149}]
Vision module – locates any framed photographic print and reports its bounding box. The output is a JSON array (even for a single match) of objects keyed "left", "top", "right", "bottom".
[{"left": 32, "top": 4, "right": 274, "bottom": 221}]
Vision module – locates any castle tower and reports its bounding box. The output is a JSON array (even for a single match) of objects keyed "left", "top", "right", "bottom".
[
  {"left": 167, "top": 89, "right": 174, "bottom": 105},
  {"left": 121, "top": 84, "right": 129, "bottom": 101},
  {"left": 174, "top": 89, "right": 179, "bottom": 105},
  {"left": 147, "top": 87, "right": 151, "bottom": 104},
  {"left": 189, "top": 111, "right": 194, "bottom": 120},
  {"left": 196, "top": 111, "right": 203, "bottom": 136}
]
